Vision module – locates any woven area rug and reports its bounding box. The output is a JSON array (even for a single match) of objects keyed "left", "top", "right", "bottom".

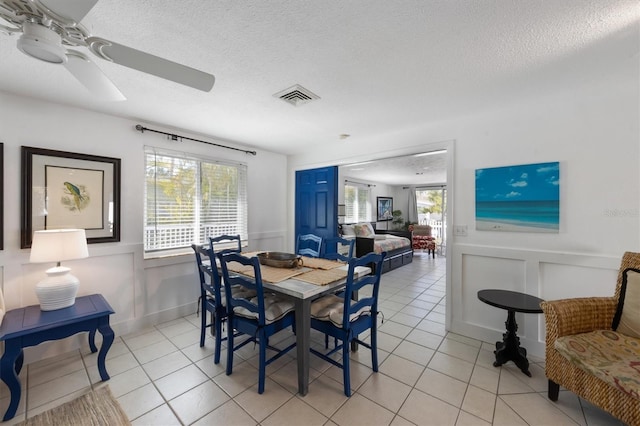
[{"left": 18, "top": 386, "right": 130, "bottom": 426}]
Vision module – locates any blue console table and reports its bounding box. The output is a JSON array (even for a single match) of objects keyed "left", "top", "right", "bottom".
[{"left": 0, "top": 294, "right": 115, "bottom": 421}]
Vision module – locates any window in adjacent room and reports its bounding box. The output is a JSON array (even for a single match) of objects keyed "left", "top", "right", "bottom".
[
  {"left": 144, "top": 147, "right": 248, "bottom": 255},
  {"left": 344, "top": 182, "right": 371, "bottom": 223}
]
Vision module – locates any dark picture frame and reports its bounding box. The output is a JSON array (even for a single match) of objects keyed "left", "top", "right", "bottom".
[
  {"left": 377, "top": 196, "right": 393, "bottom": 221},
  {"left": 21, "top": 146, "right": 121, "bottom": 248}
]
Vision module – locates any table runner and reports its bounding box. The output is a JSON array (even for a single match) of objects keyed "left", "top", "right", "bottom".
[
  {"left": 295, "top": 268, "right": 349, "bottom": 286},
  {"left": 300, "top": 256, "right": 345, "bottom": 270},
  {"left": 226, "top": 261, "right": 309, "bottom": 283},
  {"left": 225, "top": 252, "right": 346, "bottom": 285}
]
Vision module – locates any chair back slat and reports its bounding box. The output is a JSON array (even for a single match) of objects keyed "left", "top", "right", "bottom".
[
  {"left": 341, "top": 251, "right": 386, "bottom": 329},
  {"left": 210, "top": 234, "right": 242, "bottom": 256},
  {"left": 322, "top": 237, "right": 355, "bottom": 261},
  {"left": 297, "top": 234, "right": 323, "bottom": 258},
  {"left": 192, "top": 244, "right": 224, "bottom": 303},
  {"left": 219, "top": 252, "right": 267, "bottom": 325}
]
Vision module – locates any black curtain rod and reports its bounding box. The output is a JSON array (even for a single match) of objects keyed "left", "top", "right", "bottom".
[
  {"left": 403, "top": 185, "right": 446, "bottom": 189},
  {"left": 135, "top": 124, "right": 257, "bottom": 156},
  {"left": 345, "top": 179, "right": 376, "bottom": 187}
]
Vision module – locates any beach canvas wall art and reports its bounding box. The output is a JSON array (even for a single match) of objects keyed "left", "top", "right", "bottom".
[{"left": 475, "top": 162, "right": 560, "bottom": 233}]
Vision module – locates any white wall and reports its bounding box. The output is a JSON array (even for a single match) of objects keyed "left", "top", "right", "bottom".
[
  {"left": 288, "top": 54, "right": 639, "bottom": 357},
  {"left": 337, "top": 169, "right": 394, "bottom": 227},
  {"left": 0, "top": 92, "right": 288, "bottom": 362}
]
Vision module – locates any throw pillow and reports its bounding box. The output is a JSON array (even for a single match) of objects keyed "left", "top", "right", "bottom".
[
  {"left": 354, "top": 223, "right": 375, "bottom": 238},
  {"left": 342, "top": 225, "right": 355, "bottom": 236},
  {"left": 612, "top": 268, "right": 640, "bottom": 338}
]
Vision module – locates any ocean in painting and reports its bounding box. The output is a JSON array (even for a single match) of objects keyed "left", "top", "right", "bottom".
[{"left": 476, "top": 200, "right": 559, "bottom": 232}]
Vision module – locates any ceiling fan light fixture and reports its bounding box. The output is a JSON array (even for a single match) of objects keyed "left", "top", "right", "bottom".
[{"left": 17, "top": 22, "right": 66, "bottom": 64}]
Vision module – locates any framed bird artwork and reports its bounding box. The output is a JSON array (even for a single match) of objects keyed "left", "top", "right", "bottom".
[{"left": 21, "top": 146, "right": 121, "bottom": 248}]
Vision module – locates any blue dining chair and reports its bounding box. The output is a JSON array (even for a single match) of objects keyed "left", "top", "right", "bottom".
[
  {"left": 219, "top": 252, "right": 297, "bottom": 394},
  {"left": 191, "top": 244, "right": 228, "bottom": 363},
  {"left": 209, "top": 234, "right": 242, "bottom": 256},
  {"left": 309, "top": 251, "right": 386, "bottom": 396},
  {"left": 296, "top": 233, "right": 323, "bottom": 258},
  {"left": 320, "top": 236, "right": 357, "bottom": 348},
  {"left": 321, "top": 236, "right": 355, "bottom": 261}
]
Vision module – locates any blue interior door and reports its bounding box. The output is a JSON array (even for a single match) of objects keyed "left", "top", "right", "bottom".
[{"left": 295, "top": 166, "right": 338, "bottom": 250}]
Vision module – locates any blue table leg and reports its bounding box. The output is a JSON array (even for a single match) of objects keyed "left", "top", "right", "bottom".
[
  {"left": 15, "top": 350, "right": 24, "bottom": 376},
  {"left": 97, "top": 320, "right": 114, "bottom": 381},
  {"left": 1, "top": 343, "right": 23, "bottom": 421},
  {"left": 294, "top": 298, "right": 311, "bottom": 396},
  {"left": 88, "top": 328, "right": 98, "bottom": 353}
]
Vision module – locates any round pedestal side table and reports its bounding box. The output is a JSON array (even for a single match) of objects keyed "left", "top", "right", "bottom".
[{"left": 477, "top": 289, "right": 544, "bottom": 377}]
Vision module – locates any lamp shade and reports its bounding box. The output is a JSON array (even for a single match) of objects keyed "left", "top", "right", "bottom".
[
  {"left": 30, "top": 229, "right": 89, "bottom": 263},
  {"left": 29, "top": 229, "right": 89, "bottom": 311}
]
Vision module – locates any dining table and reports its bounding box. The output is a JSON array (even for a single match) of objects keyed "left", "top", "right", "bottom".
[{"left": 224, "top": 253, "right": 371, "bottom": 396}]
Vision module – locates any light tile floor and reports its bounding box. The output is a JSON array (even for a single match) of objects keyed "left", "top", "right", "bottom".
[{"left": 0, "top": 252, "right": 625, "bottom": 425}]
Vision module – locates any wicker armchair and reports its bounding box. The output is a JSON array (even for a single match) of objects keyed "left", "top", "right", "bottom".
[{"left": 540, "top": 251, "right": 640, "bottom": 426}]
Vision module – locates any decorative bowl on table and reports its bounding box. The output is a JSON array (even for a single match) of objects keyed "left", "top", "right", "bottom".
[{"left": 257, "top": 252, "right": 303, "bottom": 268}]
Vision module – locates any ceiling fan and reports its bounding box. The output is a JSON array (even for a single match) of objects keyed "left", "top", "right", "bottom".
[{"left": 0, "top": 0, "right": 215, "bottom": 101}]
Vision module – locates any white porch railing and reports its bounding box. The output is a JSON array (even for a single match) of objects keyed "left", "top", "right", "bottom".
[
  {"left": 420, "top": 219, "right": 445, "bottom": 240},
  {"left": 145, "top": 223, "right": 240, "bottom": 250}
]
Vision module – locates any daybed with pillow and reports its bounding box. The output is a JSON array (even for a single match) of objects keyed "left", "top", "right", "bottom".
[{"left": 341, "top": 222, "right": 413, "bottom": 274}]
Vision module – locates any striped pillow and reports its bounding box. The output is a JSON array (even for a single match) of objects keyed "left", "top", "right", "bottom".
[{"left": 613, "top": 268, "right": 640, "bottom": 338}]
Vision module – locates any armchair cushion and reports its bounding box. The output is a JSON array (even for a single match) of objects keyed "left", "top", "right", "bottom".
[
  {"left": 613, "top": 268, "right": 640, "bottom": 338},
  {"left": 410, "top": 224, "right": 433, "bottom": 237},
  {"left": 554, "top": 330, "right": 640, "bottom": 400}
]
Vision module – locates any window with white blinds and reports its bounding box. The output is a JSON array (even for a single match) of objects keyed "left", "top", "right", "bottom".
[
  {"left": 344, "top": 183, "right": 371, "bottom": 223},
  {"left": 144, "top": 147, "right": 248, "bottom": 253}
]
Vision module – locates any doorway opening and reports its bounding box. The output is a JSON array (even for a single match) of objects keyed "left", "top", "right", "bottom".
[
  {"left": 415, "top": 186, "right": 447, "bottom": 256},
  {"left": 324, "top": 142, "right": 453, "bottom": 329}
]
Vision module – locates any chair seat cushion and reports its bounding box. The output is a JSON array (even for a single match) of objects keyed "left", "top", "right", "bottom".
[
  {"left": 211, "top": 285, "right": 256, "bottom": 307},
  {"left": 412, "top": 235, "right": 436, "bottom": 251},
  {"left": 233, "top": 294, "right": 294, "bottom": 324},
  {"left": 229, "top": 285, "right": 257, "bottom": 300},
  {"left": 310, "top": 294, "right": 371, "bottom": 327},
  {"left": 555, "top": 330, "right": 640, "bottom": 400}
]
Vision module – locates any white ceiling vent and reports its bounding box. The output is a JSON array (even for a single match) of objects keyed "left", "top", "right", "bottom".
[{"left": 274, "top": 84, "right": 320, "bottom": 106}]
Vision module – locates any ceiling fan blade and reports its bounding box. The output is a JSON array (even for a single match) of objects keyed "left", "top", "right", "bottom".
[
  {"left": 87, "top": 37, "right": 215, "bottom": 92},
  {"left": 64, "top": 50, "right": 126, "bottom": 101},
  {"left": 33, "top": 0, "right": 99, "bottom": 24}
]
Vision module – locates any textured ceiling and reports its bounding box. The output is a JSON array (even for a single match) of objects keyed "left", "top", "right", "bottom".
[
  {"left": 342, "top": 151, "right": 447, "bottom": 186},
  {"left": 0, "top": 0, "right": 638, "bottom": 184}
]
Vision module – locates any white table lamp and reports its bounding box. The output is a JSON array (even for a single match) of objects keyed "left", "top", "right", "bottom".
[{"left": 30, "top": 229, "right": 89, "bottom": 311}]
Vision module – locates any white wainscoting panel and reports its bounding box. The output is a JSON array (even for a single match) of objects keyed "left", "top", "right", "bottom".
[{"left": 451, "top": 244, "right": 621, "bottom": 357}]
